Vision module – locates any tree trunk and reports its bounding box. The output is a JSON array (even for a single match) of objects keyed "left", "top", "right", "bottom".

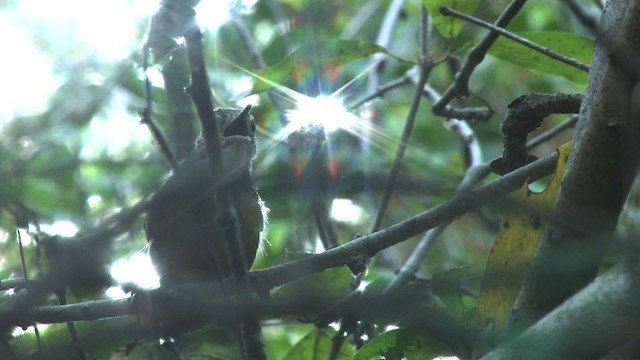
[{"left": 510, "top": 0, "right": 640, "bottom": 334}]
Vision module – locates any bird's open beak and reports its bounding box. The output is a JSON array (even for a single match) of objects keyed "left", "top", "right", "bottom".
[{"left": 223, "top": 104, "right": 253, "bottom": 137}]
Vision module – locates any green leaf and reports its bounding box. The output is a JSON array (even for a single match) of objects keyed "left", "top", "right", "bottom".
[
  {"left": 432, "top": 266, "right": 467, "bottom": 318},
  {"left": 270, "top": 267, "right": 354, "bottom": 318},
  {"left": 249, "top": 40, "right": 388, "bottom": 94},
  {"left": 282, "top": 328, "right": 354, "bottom": 360},
  {"left": 425, "top": 0, "right": 480, "bottom": 39},
  {"left": 354, "top": 328, "right": 451, "bottom": 360},
  {"left": 271, "top": 266, "right": 354, "bottom": 303},
  {"left": 16, "top": 175, "right": 84, "bottom": 217},
  {"left": 278, "top": 0, "right": 305, "bottom": 10},
  {"left": 487, "top": 31, "right": 592, "bottom": 84}
]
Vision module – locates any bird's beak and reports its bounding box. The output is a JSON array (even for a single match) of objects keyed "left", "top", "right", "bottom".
[{"left": 223, "top": 105, "right": 253, "bottom": 137}]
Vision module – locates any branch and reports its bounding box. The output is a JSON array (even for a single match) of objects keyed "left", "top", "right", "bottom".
[
  {"left": 493, "top": 93, "right": 582, "bottom": 174},
  {"left": 23, "top": 284, "right": 474, "bottom": 357},
  {"left": 525, "top": 115, "right": 578, "bottom": 151},
  {"left": 483, "top": 258, "right": 640, "bottom": 359}
]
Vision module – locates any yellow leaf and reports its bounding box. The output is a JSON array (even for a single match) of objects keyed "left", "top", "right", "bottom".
[{"left": 476, "top": 142, "right": 572, "bottom": 337}]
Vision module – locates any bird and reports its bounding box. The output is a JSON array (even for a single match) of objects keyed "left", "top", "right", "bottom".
[{"left": 145, "top": 106, "right": 265, "bottom": 286}]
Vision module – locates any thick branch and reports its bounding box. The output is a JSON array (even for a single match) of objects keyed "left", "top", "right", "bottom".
[
  {"left": 511, "top": 0, "right": 640, "bottom": 331},
  {"left": 483, "top": 258, "right": 640, "bottom": 359},
  {"left": 494, "top": 93, "right": 582, "bottom": 174}
]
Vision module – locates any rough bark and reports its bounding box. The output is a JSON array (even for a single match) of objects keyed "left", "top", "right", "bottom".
[
  {"left": 510, "top": 0, "right": 640, "bottom": 332},
  {"left": 483, "top": 259, "right": 640, "bottom": 360}
]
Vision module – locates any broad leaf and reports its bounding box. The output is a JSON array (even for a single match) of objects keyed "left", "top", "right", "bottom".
[
  {"left": 425, "top": 0, "right": 480, "bottom": 39},
  {"left": 271, "top": 266, "right": 354, "bottom": 310},
  {"left": 282, "top": 328, "right": 354, "bottom": 360},
  {"left": 249, "top": 40, "right": 389, "bottom": 94},
  {"left": 432, "top": 266, "right": 467, "bottom": 319},
  {"left": 476, "top": 142, "right": 572, "bottom": 340},
  {"left": 354, "top": 328, "right": 451, "bottom": 360},
  {"left": 488, "top": 31, "right": 592, "bottom": 84}
]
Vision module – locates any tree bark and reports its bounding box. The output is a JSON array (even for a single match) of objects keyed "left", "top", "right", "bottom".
[
  {"left": 510, "top": 0, "right": 640, "bottom": 332},
  {"left": 483, "top": 259, "right": 640, "bottom": 360}
]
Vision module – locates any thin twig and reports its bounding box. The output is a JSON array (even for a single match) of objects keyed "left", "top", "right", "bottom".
[
  {"left": 56, "top": 290, "right": 88, "bottom": 360},
  {"left": 337, "top": 5, "right": 408, "bottom": 351},
  {"left": 562, "top": 0, "right": 599, "bottom": 34},
  {"left": 140, "top": 46, "right": 181, "bottom": 172},
  {"left": 263, "top": 0, "right": 293, "bottom": 50},
  {"left": 383, "top": 165, "right": 490, "bottom": 293},
  {"left": 433, "top": 0, "right": 529, "bottom": 113},
  {"left": 230, "top": 16, "right": 267, "bottom": 69},
  {"left": 384, "top": 226, "right": 445, "bottom": 293},
  {"left": 367, "top": 0, "right": 406, "bottom": 95},
  {"left": 593, "top": 0, "right": 604, "bottom": 10},
  {"left": 362, "top": 0, "right": 407, "bottom": 153},
  {"left": 17, "top": 230, "right": 44, "bottom": 357},
  {"left": 347, "top": 75, "right": 412, "bottom": 111},
  {"left": 0, "top": 277, "right": 29, "bottom": 291},
  {"left": 313, "top": 197, "right": 339, "bottom": 249},
  {"left": 385, "top": 103, "right": 485, "bottom": 292},
  {"left": 328, "top": 321, "right": 348, "bottom": 360},
  {"left": 429, "top": 104, "right": 494, "bottom": 122},
  {"left": 418, "top": 82, "right": 483, "bottom": 165},
  {"left": 230, "top": 15, "right": 287, "bottom": 124},
  {"left": 526, "top": 115, "right": 578, "bottom": 150},
  {"left": 340, "top": 0, "right": 384, "bottom": 39},
  {"left": 383, "top": 81, "right": 486, "bottom": 292},
  {"left": 439, "top": 6, "right": 590, "bottom": 72},
  {"left": 371, "top": 7, "right": 433, "bottom": 232},
  {"left": 25, "top": 288, "right": 475, "bottom": 353},
  {"left": 161, "top": 44, "right": 197, "bottom": 159}
]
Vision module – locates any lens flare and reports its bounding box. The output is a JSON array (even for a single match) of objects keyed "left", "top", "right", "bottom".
[{"left": 286, "top": 95, "right": 358, "bottom": 133}]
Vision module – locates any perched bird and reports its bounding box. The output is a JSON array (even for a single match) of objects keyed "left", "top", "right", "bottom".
[{"left": 145, "top": 106, "right": 265, "bottom": 286}]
